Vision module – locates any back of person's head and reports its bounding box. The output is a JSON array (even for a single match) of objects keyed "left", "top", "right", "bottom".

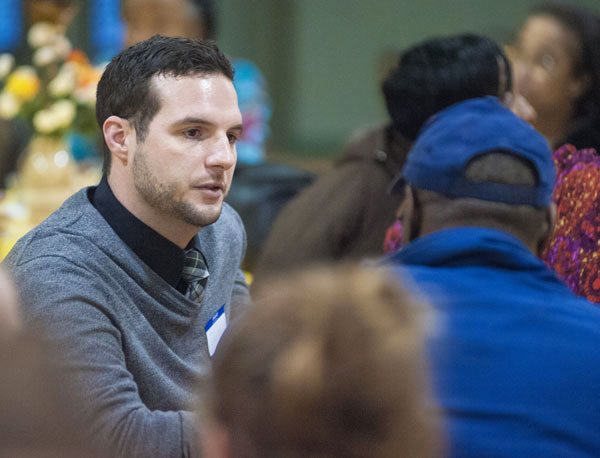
[
  {"left": 202, "top": 264, "right": 441, "bottom": 458},
  {"left": 410, "top": 154, "right": 551, "bottom": 251},
  {"left": 390, "top": 97, "right": 555, "bottom": 253},
  {"left": 530, "top": 3, "right": 600, "bottom": 140},
  {"left": 189, "top": 0, "right": 217, "bottom": 39},
  {"left": 96, "top": 35, "right": 233, "bottom": 175},
  {"left": 383, "top": 34, "right": 512, "bottom": 140},
  {"left": 122, "top": 0, "right": 217, "bottom": 46},
  {"left": 0, "top": 334, "right": 104, "bottom": 458}
]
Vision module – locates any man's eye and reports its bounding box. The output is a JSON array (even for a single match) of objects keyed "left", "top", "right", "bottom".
[
  {"left": 227, "top": 133, "right": 239, "bottom": 144},
  {"left": 184, "top": 129, "right": 200, "bottom": 138}
]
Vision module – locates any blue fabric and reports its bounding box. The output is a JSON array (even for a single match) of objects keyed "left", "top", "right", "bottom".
[
  {"left": 384, "top": 227, "right": 600, "bottom": 457},
  {"left": 89, "top": 0, "right": 124, "bottom": 63},
  {"left": 0, "top": 0, "right": 21, "bottom": 52},
  {"left": 232, "top": 59, "right": 271, "bottom": 165},
  {"left": 389, "top": 97, "right": 555, "bottom": 206}
]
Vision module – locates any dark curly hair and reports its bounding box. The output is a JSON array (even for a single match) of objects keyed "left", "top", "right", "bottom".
[{"left": 382, "top": 34, "right": 512, "bottom": 140}]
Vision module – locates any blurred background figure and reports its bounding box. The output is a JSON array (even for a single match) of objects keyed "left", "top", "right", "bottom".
[
  {"left": 24, "top": 0, "right": 77, "bottom": 28},
  {"left": 254, "top": 33, "right": 524, "bottom": 282},
  {"left": 511, "top": 2, "right": 600, "bottom": 150},
  {"left": 201, "top": 264, "right": 441, "bottom": 458}
]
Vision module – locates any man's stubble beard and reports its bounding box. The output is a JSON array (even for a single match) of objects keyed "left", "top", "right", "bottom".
[{"left": 132, "top": 148, "right": 226, "bottom": 228}]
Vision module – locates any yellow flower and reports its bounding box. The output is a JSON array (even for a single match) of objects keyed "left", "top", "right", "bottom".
[{"left": 5, "top": 66, "right": 40, "bottom": 101}]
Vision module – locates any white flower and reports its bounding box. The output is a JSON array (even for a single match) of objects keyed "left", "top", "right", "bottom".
[
  {"left": 0, "top": 92, "right": 20, "bottom": 119},
  {"left": 48, "top": 64, "right": 76, "bottom": 96},
  {"left": 33, "top": 46, "right": 58, "bottom": 67},
  {"left": 53, "top": 35, "right": 72, "bottom": 60},
  {"left": 50, "top": 99, "right": 76, "bottom": 128},
  {"left": 28, "top": 22, "right": 58, "bottom": 48},
  {"left": 74, "top": 84, "right": 97, "bottom": 105},
  {"left": 33, "top": 109, "right": 59, "bottom": 134},
  {"left": 0, "top": 54, "right": 15, "bottom": 80}
]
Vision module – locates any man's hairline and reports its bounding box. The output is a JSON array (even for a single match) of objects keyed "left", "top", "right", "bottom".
[{"left": 133, "top": 69, "right": 234, "bottom": 139}]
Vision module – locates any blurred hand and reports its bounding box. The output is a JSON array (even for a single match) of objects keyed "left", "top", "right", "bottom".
[{"left": 511, "top": 93, "right": 537, "bottom": 125}]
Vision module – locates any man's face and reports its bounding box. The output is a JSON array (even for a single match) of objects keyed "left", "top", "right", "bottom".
[
  {"left": 123, "top": 0, "right": 205, "bottom": 47},
  {"left": 130, "top": 73, "right": 242, "bottom": 230}
]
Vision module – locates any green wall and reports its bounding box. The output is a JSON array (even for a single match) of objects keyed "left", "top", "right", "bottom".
[{"left": 217, "top": 0, "right": 600, "bottom": 157}]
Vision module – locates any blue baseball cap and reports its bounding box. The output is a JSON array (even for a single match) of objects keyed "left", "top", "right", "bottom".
[{"left": 389, "top": 97, "right": 555, "bottom": 207}]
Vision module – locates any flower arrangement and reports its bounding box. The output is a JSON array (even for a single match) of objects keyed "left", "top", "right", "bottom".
[{"left": 0, "top": 22, "right": 102, "bottom": 138}]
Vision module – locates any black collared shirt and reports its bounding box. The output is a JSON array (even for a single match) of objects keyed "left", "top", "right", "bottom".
[{"left": 91, "top": 177, "right": 188, "bottom": 293}]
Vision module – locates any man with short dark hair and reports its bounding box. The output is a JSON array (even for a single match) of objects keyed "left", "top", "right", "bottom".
[
  {"left": 384, "top": 96, "right": 600, "bottom": 457},
  {"left": 4, "top": 36, "right": 250, "bottom": 458}
]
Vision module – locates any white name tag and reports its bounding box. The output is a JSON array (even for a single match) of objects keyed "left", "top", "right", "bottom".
[{"left": 206, "top": 304, "right": 227, "bottom": 357}]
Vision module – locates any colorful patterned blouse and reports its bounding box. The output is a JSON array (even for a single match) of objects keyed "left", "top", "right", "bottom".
[{"left": 542, "top": 144, "right": 600, "bottom": 304}]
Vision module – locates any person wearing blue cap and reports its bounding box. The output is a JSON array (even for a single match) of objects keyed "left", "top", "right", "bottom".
[{"left": 383, "top": 96, "right": 600, "bottom": 457}]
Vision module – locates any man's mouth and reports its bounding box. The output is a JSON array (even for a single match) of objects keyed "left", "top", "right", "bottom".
[
  {"left": 196, "top": 181, "right": 224, "bottom": 190},
  {"left": 194, "top": 182, "right": 226, "bottom": 197}
]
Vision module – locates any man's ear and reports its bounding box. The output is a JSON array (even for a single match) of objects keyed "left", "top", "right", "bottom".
[
  {"left": 103, "top": 116, "right": 133, "bottom": 167},
  {"left": 399, "top": 185, "right": 420, "bottom": 245},
  {"left": 202, "top": 422, "right": 232, "bottom": 458},
  {"left": 538, "top": 202, "right": 557, "bottom": 256}
]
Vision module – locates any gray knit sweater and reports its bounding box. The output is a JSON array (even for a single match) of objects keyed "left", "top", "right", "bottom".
[{"left": 3, "top": 187, "right": 250, "bottom": 458}]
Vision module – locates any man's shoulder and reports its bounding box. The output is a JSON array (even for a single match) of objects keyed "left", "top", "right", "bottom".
[{"left": 4, "top": 188, "right": 111, "bottom": 269}]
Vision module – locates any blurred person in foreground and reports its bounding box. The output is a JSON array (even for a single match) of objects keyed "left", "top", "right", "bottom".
[
  {"left": 384, "top": 96, "right": 600, "bottom": 457},
  {"left": 201, "top": 264, "right": 441, "bottom": 458},
  {"left": 512, "top": 2, "right": 600, "bottom": 150},
  {"left": 0, "top": 258, "right": 102, "bottom": 457},
  {"left": 3, "top": 36, "right": 250, "bottom": 458},
  {"left": 0, "top": 333, "right": 106, "bottom": 458},
  {"left": 254, "top": 34, "right": 533, "bottom": 283},
  {"left": 0, "top": 267, "right": 21, "bottom": 338}
]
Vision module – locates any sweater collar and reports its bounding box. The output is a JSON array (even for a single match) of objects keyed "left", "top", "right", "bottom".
[{"left": 90, "top": 177, "right": 187, "bottom": 289}]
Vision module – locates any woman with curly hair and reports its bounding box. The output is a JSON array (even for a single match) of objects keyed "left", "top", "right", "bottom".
[{"left": 512, "top": 3, "right": 600, "bottom": 150}]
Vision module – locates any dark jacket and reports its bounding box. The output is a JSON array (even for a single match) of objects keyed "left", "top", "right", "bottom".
[{"left": 253, "top": 124, "right": 410, "bottom": 282}]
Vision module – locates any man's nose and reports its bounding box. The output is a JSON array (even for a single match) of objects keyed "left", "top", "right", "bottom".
[{"left": 206, "top": 133, "right": 236, "bottom": 170}]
